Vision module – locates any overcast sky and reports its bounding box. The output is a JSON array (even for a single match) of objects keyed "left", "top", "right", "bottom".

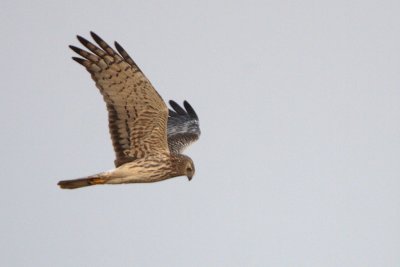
[{"left": 1, "top": 0, "right": 399, "bottom": 266}]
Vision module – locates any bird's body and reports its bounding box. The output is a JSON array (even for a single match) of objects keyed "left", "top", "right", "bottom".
[{"left": 58, "top": 32, "right": 200, "bottom": 189}]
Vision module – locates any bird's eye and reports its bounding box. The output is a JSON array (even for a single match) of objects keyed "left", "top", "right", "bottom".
[{"left": 186, "top": 167, "right": 192, "bottom": 172}]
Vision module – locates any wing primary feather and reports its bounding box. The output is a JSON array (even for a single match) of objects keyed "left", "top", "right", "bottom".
[
  {"left": 77, "top": 35, "right": 106, "bottom": 57},
  {"left": 114, "top": 41, "right": 140, "bottom": 70},
  {"left": 169, "top": 109, "right": 178, "bottom": 117},
  {"left": 90, "top": 31, "right": 115, "bottom": 56},
  {"left": 72, "top": 56, "right": 88, "bottom": 66},
  {"left": 183, "top": 101, "right": 198, "bottom": 119},
  {"left": 169, "top": 100, "right": 186, "bottom": 115},
  {"left": 69, "top": 45, "right": 100, "bottom": 62}
]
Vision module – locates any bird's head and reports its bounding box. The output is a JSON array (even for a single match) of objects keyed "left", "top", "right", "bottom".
[
  {"left": 172, "top": 154, "right": 195, "bottom": 181},
  {"left": 185, "top": 159, "right": 195, "bottom": 181}
]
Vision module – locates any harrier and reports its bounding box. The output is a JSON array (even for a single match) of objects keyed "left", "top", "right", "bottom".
[{"left": 58, "top": 32, "right": 200, "bottom": 189}]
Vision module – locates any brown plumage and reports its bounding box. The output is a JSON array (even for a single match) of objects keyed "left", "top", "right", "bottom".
[{"left": 58, "top": 32, "right": 199, "bottom": 189}]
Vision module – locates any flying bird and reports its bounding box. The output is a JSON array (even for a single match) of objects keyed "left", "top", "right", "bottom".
[{"left": 58, "top": 32, "right": 200, "bottom": 189}]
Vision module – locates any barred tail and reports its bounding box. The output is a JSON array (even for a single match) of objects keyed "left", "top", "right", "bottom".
[{"left": 57, "top": 176, "right": 107, "bottom": 189}]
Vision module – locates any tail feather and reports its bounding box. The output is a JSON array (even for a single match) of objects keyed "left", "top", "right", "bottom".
[{"left": 57, "top": 176, "right": 106, "bottom": 189}]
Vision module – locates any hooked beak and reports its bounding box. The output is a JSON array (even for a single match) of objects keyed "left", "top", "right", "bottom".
[{"left": 187, "top": 175, "right": 193, "bottom": 181}]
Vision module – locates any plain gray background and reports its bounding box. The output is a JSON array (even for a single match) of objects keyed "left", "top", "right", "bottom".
[{"left": 1, "top": 0, "right": 399, "bottom": 266}]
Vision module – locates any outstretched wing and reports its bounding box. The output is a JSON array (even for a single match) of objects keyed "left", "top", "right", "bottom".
[
  {"left": 167, "top": 100, "right": 201, "bottom": 154},
  {"left": 70, "top": 32, "right": 169, "bottom": 167}
]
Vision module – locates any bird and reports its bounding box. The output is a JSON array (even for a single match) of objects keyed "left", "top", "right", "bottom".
[{"left": 57, "top": 32, "right": 200, "bottom": 189}]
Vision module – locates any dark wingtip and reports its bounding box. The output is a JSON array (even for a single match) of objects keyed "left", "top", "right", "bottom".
[
  {"left": 90, "top": 31, "right": 103, "bottom": 44},
  {"left": 72, "top": 56, "right": 86, "bottom": 66},
  {"left": 183, "top": 100, "right": 198, "bottom": 119},
  {"left": 77, "top": 35, "right": 90, "bottom": 46},
  {"left": 169, "top": 100, "right": 186, "bottom": 115},
  {"left": 114, "top": 41, "right": 123, "bottom": 53},
  {"left": 69, "top": 45, "right": 81, "bottom": 54},
  {"left": 169, "top": 109, "right": 177, "bottom": 117}
]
